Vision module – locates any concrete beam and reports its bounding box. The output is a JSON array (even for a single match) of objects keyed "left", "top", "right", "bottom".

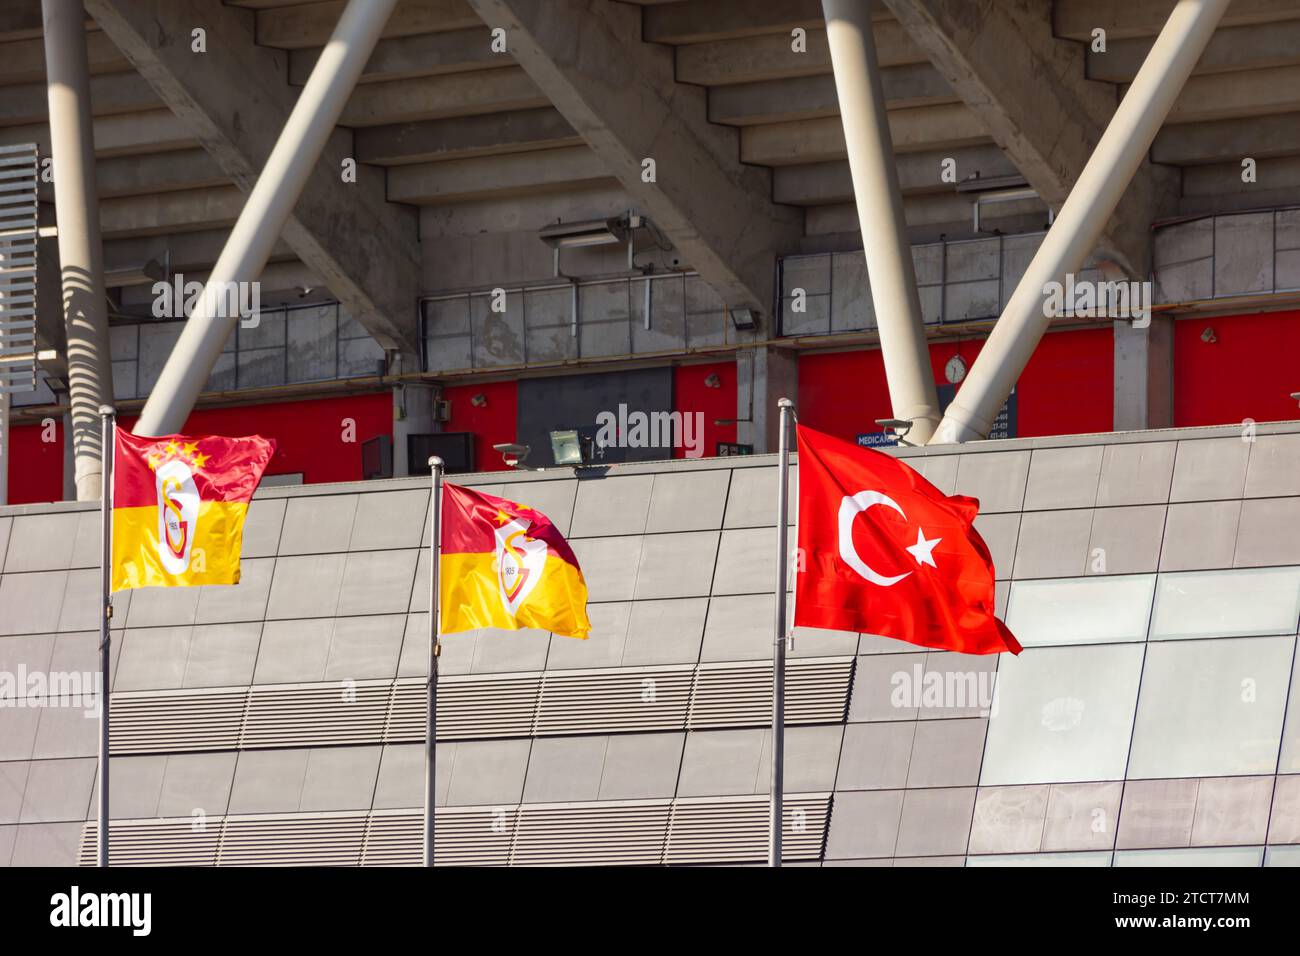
[
  {"left": 0, "top": 29, "right": 127, "bottom": 83},
  {"left": 1152, "top": 112, "right": 1300, "bottom": 164},
  {"left": 1087, "top": 20, "right": 1300, "bottom": 82},
  {"left": 86, "top": 0, "right": 421, "bottom": 353},
  {"left": 387, "top": 145, "right": 614, "bottom": 204},
  {"left": 417, "top": 182, "right": 630, "bottom": 239},
  {"left": 0, "top": 0, "right": 90, "bottom": 42},
  {"left": 354, "top": 107, "right": 579, "bottom": 166},
  {"left": 1113, "top": 316, "right": 1173, "bottom": 430},
  {"left": 99, "top": 185, "right": 245, "bottom": 238},
  {"left": 772, "top": 144, "right": 1017, "bottom": 204},
  {"left": 465, "top": 0, "right": 802, "bottom": 315},
  {"left": 1158, "top": 64, "right": 1300, "bottom": 124},
  {"left": 708, "top": 64, "right": 955, "bottom": 127},
  {"left": 1055, "top": 0, "right": 1300, "bottom": 41},
  {"left": 1182, "top": 154, "right": 1300, "bottom": 198},
  {"left": 0, "top": 70, "right": 160, "bottom": 125},
  {"left": 644, "top": 0, "right": 888, "bottom": 45},
  {"left": 339, "top": 67, "right": 547, "bottom": 126},
  {"left": 253, "top": 0, "right": 481, "bottom": 49},
  {"left": 288, "top": 26, "right": 506, "bottom": 84},
  {"left": 104, "top": 229, "right": 297, "bottom": 280},
  {"left": 0, "top": 109, "right": 194, "bottom": 157},
  {"left": 675, "top": 22, "right": 925, "bottom": 86},
  {"left": 37, "top": 146, "right": 226, "bottom": 201},
  {"left": 740, "top": 103, "right": 989, "bottom": 166},
  {"left": 882, "top": 0, "right": 1176, "bottom": 277},
  {"left": 804, "top": 191, "right": 1049, "bottom": 238}
]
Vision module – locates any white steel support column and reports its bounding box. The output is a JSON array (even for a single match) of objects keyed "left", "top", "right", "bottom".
[
  {"left": 132, "top": 0, "right": 398, "bottom": 437},
  {"left": 43, "top": 0, "right": 114, "bottom": 500},
  {"left": 932, "top": 0, "right": 1231, "bottom": 444},
  {"left": 822, "top": 0, "right": 940, "bottom": 443}
]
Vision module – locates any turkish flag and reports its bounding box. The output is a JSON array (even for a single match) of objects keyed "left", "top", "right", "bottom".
[{"left": 794, "top": 425, "right": 1021, "bottom": 655}]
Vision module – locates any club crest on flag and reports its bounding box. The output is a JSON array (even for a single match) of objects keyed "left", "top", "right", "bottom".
[
  {"left": 494, "top": 517, "right": 547, "bottom": 616},
  {"left": 156, "top": 458, "right": 199, "bottom": 574}
]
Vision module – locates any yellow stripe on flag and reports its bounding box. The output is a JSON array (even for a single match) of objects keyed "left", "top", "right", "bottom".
[
  {"left": 441, "top": 551, "right": 591, "bottom": 639},
  {"left": 111, "top": 501, "right": 251, "bottom": 591}
]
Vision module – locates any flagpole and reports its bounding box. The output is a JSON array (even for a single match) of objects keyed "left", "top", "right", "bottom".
[
  {"left": 770, "top": 397, "right": 794, "bottom": 867},
  {"left": 97, "top": 404, "right": 115, "bottom": 867},
  {"left": 424, "top": 455, "right": 444, "bottom": 868}
]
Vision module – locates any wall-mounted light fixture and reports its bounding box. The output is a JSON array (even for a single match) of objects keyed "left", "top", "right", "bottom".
[
  {"left": 493, "top": 442, "right": 531, "bottom": 470},
  {"left": 729, "top": 307, "right": 758, "bottom": 331}
]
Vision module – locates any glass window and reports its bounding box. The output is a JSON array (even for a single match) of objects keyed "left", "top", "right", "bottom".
[
  {"left": 1265, "top": 845, "right": 1300, "bottom": 867},
  {"left": 1006, "top": 575, "right": 1155, "bottom": 648},
  {"left": 980, "top": 643, "right": 1145, "bottom": 786},
  {"left": 1114, "top": 847, "right": 1264, "bottom": 867},
  {"left": 1128, "top": 635, "right": 1295, "bottom": 779},
  {"left": 966, "top": 851, "right": 1111, "bottom": 867},
  {"left": 1150, "top": 566, "right": 1300, "bottom": 640}
]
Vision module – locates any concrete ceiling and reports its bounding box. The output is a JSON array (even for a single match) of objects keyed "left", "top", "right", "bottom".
[{"left": 2, "top": 0, "right": 1298, "bottom": 319}]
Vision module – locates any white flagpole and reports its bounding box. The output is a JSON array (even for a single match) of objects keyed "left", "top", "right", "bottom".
[
  {"left": 423, "top": 456, "right": 444, "bottom": 868},
  {"left": 97, "top": 404, "right": 115, "bottom": 866},
  {"left": 770, "top": 397, "right": 794, "bottom": 867}
]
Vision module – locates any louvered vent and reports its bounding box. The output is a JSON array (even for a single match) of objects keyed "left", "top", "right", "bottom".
[
  {"left": 511, "top": 799, "right": 672, "bottom": 866},
  {"left": 110, "top": 687, "right": 247, "bottom": 754},
  {"left": 534, "top": 665, "right": 694, "bottom": 735},
  {"left": 107, "top": 658, "right": 855, "bottom": 754},
  {"left": 0, "top": 142, "right": 39, "bottom": 396},
  {"left": 80, "top": 795, "right": 833, "bottom": 866},
  {"left": 240, "top": 680, "right": 392, "bottom": 749},
  {"left": 665, "top": 794, "right": 831, "bottom": 864},
  {"left": 79, "top": 819, "right": 221, "bottom": 867}
]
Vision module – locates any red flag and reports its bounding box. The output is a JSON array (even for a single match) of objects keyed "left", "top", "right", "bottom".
[{"left": 794, "top": 424, "right": 1020, "bottom": 655}]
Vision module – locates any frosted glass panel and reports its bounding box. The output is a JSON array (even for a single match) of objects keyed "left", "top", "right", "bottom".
[
  {"left": 1007, "top": 575, "right": 1156, "bottom": 647},
  {"left": 980, "top": 643, "right": 1145, "bottom": 786},
  {"left": 966, "top": 851, "right": 1111, "bottom": 867},
  {"left": 1128, "top": 635, "right": 1294, "bottom": 778},
  {"left": 1114, "top": 846, "right": 1264, "bottom": 867},
  {"left": 1151, "top": 566, "right": 1300, "bottom": 640}
]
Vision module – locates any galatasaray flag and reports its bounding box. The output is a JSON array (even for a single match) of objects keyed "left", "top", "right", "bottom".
[
  {"left": 441, "top": 484, "right": 590, "bottom": 639},
  {"left": 111, "top": 427, "right": 275, "bottom": 592},
  {"left": 794, "top": 424, "right": 1020, "bottom": 655}
]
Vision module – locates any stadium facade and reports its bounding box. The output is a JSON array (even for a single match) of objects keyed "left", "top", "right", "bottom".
[{"left": 1, "top": 0, "right": 1300, "bottom": 865}]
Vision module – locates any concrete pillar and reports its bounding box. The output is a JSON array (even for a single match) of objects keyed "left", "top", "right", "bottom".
[
  {"left": 393, "top": 383, "right": 436, "bottom": 477},
  {"left": 132, "top": 0, "right": 398, "bottom": 437},
  {"left": 43, "top": 0, "right": 114, "bottom": 500},
  {"left": 1114, "top": 316, "right": 1174, "bottom": 431},
  {"left": 931, "top": 0, "right": 1230, "bottom": 443},
  {"left": 740, "top": 345, "right": 798, "bottom": 454},
  {"left": 822, "top": 0, "right": 940, "bottom": 443}
]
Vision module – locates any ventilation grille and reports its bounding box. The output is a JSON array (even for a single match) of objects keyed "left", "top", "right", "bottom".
[
  {"left": 0, "top": 142, "right": 40, "bottom": 395},
  {"left": 109, "top": 658, "right": 854, "bottom": 754},
  {"left": 80, "top": 794, "right": 832, "bottom": 867}
]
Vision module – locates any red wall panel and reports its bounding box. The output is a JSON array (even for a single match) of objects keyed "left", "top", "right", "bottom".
[
  {"left": 120, "top": 392, "right": 392, "bottom": 485},
  {"left": 798, "top": 327, "right": 1114, "bottom": 442},
  {"left": 5, "top": 417, "right": 64, "bottom": 505},
  {"left": 673, "top": 360, "right": 737, "bottom": 458},
  {"left": 1174, "top": 309, "right": 1300, "bottom": 427},
  {"left": 441, "top": 380, "right": 518, "bottom": 472}
]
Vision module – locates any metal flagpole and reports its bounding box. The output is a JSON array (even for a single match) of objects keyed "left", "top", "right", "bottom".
[
  {"left": 424, "top": 456, "right": 444, "bottom": 868},
  {"left": 770, "top": 397, "right": 794, "bottom": 867},
  {"left": 97, "top": 404, "right": 115, "bottom": 866}
]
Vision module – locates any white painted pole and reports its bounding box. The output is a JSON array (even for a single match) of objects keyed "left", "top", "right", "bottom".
[
  {"left": 770, "top": 397, "right": 794, "bottom": 866},
  {"left": 133, "top": 0, "right": 399, "bottom": 437},
  {"left": 822, "top": 0, "right": 941, "bottom": 443},
  {"left": 424, "top": 456, "right": 443, "bottom": 868},
  {"left": 96, "top": 403, "right": 114, "bottom": 866},
  {"left": 931, "top": 0, "right": 1231, "bottom": 443},
  {"left": 43, "top": 0, "right": 114, "bottom": 500}
]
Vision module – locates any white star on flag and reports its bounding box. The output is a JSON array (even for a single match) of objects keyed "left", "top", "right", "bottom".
[{"left": 905, "top": 528, "right": 941, "bottom": 568}]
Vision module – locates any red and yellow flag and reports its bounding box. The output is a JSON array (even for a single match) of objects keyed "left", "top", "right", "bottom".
[
  {"left": 441, "top": 484, "right": 590, "bottom": 639},
  {"left": 111, "top": 427, "right": 276, "bottom": 592}
]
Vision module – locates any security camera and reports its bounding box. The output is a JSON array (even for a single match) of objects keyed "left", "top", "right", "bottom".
[{"left": 492, "top": 442, "right": 531, "bottom": 469}]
